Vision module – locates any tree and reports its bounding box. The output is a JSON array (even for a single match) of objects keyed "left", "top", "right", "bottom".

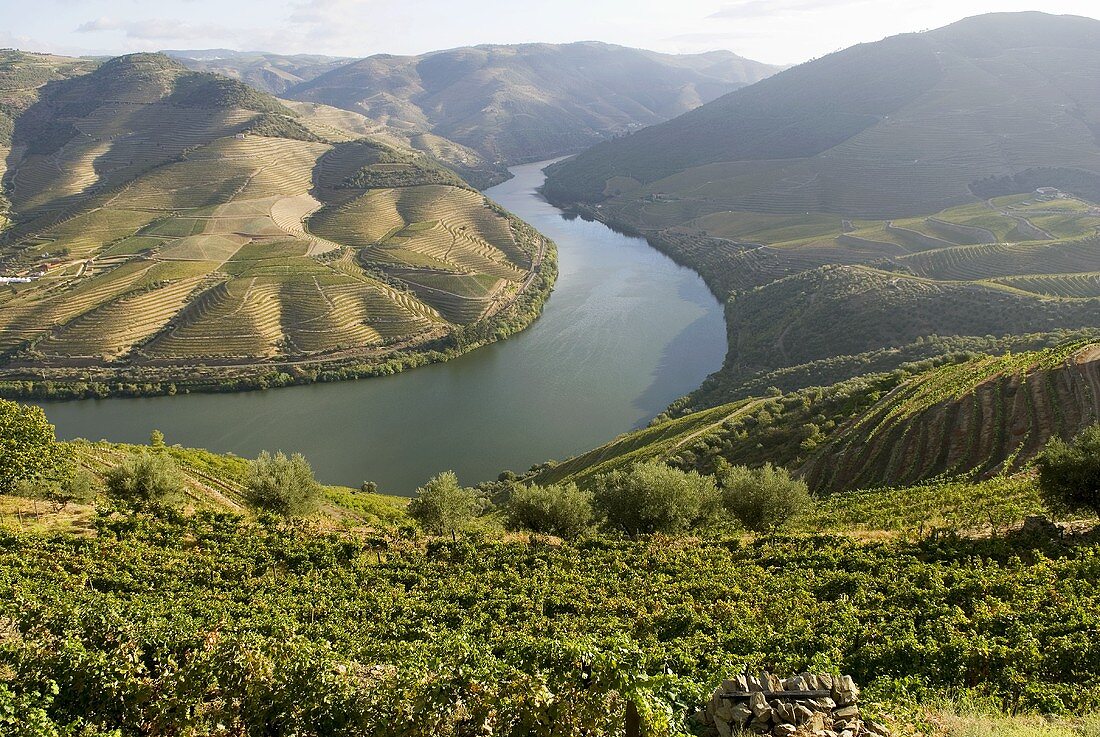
[
  {"left": 718, "top": 462, "right": 813, "bottom": 532},
  {"left": 360, "top": 481, "right": 378, "bottom": 495},
  {"left": 150, "top": 429, "right": 166, "bottom": 450},
  {"left": 0, "top": 400, "right": 71, "bottom": 494},
  {"left": 104, "top": 452, "right": 185, "bottom": 504},
  {"left": 505, "top": 483, "right": 594, "bottom": 539},
  {"left": 407, "top": 471, "right": 479, "bottom": 536},
  {"left": 593, "top": 461, "right": 717, "bottom": 535},
  {"left": 245, "top": 451, "right": 322, "bottom": 517},
  {"left": 16, "top": 469, "right": 99, "bottom": 512},
  {"left": 1036, "top": 425, "right": 1100, "bottom": 517}
]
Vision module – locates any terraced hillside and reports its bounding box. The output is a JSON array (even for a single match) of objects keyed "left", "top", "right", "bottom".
[
  {"left": 286, "top": 42, "right": 780, "bottom": 165},
  {"left": 0, "top": 53, "right": 552, "bottom": 397},
  {"left": 0, "top": 50, "right": 99, "bottom": 227},
  {"left": 534, "top": 343, "right": 1100, "bottom": 494}
]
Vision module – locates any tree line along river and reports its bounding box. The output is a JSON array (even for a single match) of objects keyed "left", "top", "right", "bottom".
[{"left": 35, "top": 161, "right": 728, "bottom": 494}]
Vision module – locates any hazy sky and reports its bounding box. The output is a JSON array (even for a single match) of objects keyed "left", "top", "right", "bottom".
[{"left": 2, "top": 0, "right": 1099, "bottom": 65}]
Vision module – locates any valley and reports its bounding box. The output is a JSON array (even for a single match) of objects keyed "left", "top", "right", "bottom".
[
  {"left": 3, "top": 9, "right": 1100, "bottom": 737},
  {"left": 33, "top": 162, "right": 726, "bottom": 493}
]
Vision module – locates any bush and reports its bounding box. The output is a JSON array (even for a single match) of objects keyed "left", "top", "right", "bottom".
[
  {"left": 244, "top": 451, "right": 322, "bottom": 517},
  {"left": 0, "top": 399, "right": 70, "bottom": 494},
  {"left": 15, "top": 469, "right": 99, "bottom": 512},
  {"left": 1037, "top": 425, "right": 1100, "bottom": 517},
  {"left": 593, "top": 461, "right": 717, "bottom": 535},
  {"left": 718, "top": 462, "right": 813, "bottom": 532},
  {"left": 104, "top": 452, "right": 184, "bottom": 504},
  {"left": 505, "top": 483, "right": 594, "bottom": 538},
  {"left": 408, "top": 471, "right": 479, "bottom": 536}
]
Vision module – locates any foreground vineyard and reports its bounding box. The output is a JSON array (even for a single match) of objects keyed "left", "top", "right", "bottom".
[
  {"left": 0, "top": 54, "right": 554, "bottom": 397},
  {"left": 0, "top": 502, "right": 1097, "bottom": 735}
]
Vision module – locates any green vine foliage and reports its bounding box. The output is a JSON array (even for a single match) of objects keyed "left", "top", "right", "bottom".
[{"left": 1, "top": 508, "right": 1098, "bottom": 734}]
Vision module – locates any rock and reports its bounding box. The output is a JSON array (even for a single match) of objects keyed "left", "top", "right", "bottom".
[
  {"left": 811, "top": 697, "right": 837, "bottom": 710},
  {"left": 750, "top": 692, "right": 770, "bottom": 716},
  {"left": 775, "top": 703, "right": 797, "bottom": 723},
  {"left": 773, "top": 725, "right": 798, "bottom": 737},
  {"left": 748, "top": 708, "right": 774, "bottom": 726},
  {"left": 731, "top": 705, "right": 754, "bottom": 724},
  {"left": 808, "top": 712, "right": 826, "bottom": 733},
  {"left": 834, "top": 705, "right": 860, "bottom": 720},
  {"left": 865, "top": 720, "right": 891, "bottom": 737},
  {"left": 715, "top": 716, "right": 733, "bottom": 737},
  {"left": 840, "top": 731, "right": 854, "bottom": 737},
  {"left": 715, "top": 702, "right": 735, "bottom": 723},
  {"left": 794, "top": 704, "right": 815, "bottom": 724}
]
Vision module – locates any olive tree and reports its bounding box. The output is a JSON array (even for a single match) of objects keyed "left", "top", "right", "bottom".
[
  {"left": 407, "top": 471, "right": 479, "bottom": 537},
  {"left": 593, "top": 461, "right": 717, "bottom": 535},
  {"left": 245, "top": 451, "right": 323, "bottom": 517},
  {"left": 104, "top": 452, "right": 185, "bottom": 504},
  {"left": 505, "top": 482, "right": 594, "bottom": 539},
  {"left": 0, "top": 399, "right": 71, "bottom": 494},
  {"left": 718, "top": 462, "right": 813, "bottom": 532},
  {"left": 1037, "top": 425, "right": 1100, "bottom": 517}
]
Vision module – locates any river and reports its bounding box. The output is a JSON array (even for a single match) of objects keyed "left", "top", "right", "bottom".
[{"left": 35, "top": 161, "right": 727, "bottom": 494}]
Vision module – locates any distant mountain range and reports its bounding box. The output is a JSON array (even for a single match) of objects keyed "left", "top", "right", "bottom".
[
  {"left": 162, "top": 49, "right": 350, "bottom": 95},
  {"left": 171, "top": 43, "right": 781, "bottom": 174}
]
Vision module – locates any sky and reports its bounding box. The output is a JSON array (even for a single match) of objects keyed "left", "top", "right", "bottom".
[{"left": 2, "top": 0, "right": 1099, "bottom": 66}]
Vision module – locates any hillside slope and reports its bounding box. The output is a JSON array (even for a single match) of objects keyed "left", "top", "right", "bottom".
[
  {"left": 544, "top": 12, "right": 1100, "bottom": 218},
  {"left": 287, "top": 42, "right": 780, "bottom": 165},
  {"left": 0, "top": 53, "right": 553, "bottom": 396},
  {"left": 534, "top": 343, "right": 1100, "bottom": 494}
]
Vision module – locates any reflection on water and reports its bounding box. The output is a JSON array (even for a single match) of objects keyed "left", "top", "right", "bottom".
[{"left": 35, "top": 161, "right": 727, "bottom": 494}]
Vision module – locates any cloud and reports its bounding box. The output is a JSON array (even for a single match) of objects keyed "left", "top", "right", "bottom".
[{"left": 76, "top": 16, "right": 238, "bottom": 42}]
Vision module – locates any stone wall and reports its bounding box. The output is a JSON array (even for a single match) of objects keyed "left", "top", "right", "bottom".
[{"left": 698, "top": 671, "right": 890, "bottom": 737}]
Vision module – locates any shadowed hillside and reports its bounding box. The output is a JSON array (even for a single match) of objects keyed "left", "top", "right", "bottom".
[{"left": 544, "top": 12, "right": 1100, "bottom": 218}]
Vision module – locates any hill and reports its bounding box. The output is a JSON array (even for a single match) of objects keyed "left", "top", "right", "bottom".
[
  {"left": 532, "top": 342, "right": 1100, "bottom": 494},
  {"left": 0, "top": 53, "right": 554, "bottom": 398},
  {"left": 164, "top": 49, "right": 349, "bottom": 94},
  {"left": 544, "top": 12, "right": 1100, "bottom": 218},
  {"left": 286, "top": 42, "right": 780, "bottom": 165},
  {"left": 538, "top": 14, "right": 1100, "bottom": 411}
]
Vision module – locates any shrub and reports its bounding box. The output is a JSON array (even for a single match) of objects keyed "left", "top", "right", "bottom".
[
  {"left": 1036, "top": 425, "right": 1100, "bottom": 517},
  {"left": 718, "top": 462, "right": 813, "bottom": 532},
  {"left": 0, "top": 399, "right": 70, "bottom": 494},
  {"left": 245, "top": 451, "right": 322, "bottom": 517},
  {"left": 104, "top": 452, "right": 184, "bottom": 504},
  {"left": 16, "top": 469, "right": 100, "bottom": 512},
  {"left": 593, "top": 461, "right": 717, "bottom": 535},
  {"left": 408, "top": 471, "right": 479, "bottom": 536},
  {"left": 505, "top": 483, "right": 594, "bottom": 539}
]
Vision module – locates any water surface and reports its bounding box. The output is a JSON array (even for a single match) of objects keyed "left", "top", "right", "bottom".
[{"left": 37, "top": 161, "right": 727, "bottom": 493}]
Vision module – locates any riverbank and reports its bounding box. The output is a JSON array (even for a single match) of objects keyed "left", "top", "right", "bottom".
[
  {"left": 0, "top": 213, "right": 557, "bottom": 401},
  {"left": 33, "top": 161, "right": 726, "bottom": 492}
]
